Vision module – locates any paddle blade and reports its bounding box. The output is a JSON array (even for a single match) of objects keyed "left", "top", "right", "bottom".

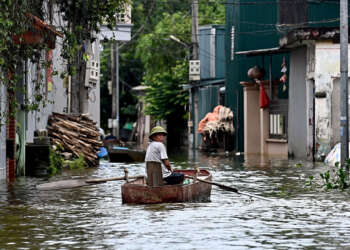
[{"left": 36, "top": 179, "right": 95, "bottom": 191}]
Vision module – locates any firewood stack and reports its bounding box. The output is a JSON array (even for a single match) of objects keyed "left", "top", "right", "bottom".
[{"left": 47, "top": 112, "right": 103, "bottom": 166}]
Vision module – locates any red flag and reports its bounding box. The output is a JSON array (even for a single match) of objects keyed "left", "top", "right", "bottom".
[{"left": 260, "top": 84, "right": 269, "bottom": 108}]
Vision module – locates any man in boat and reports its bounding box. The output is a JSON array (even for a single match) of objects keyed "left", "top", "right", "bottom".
[{"left": 145, "top": 126, "right": 183, "bottom": 186}]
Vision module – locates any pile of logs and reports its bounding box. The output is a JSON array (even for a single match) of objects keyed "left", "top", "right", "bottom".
[{"left": 47, "top": 112, "right": 102, "bottom": 166}]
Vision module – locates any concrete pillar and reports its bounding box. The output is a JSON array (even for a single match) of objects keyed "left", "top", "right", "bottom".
[
  {"left": 241, "top": 82, "right": 261, "bottom": 154},
  {"left": 260, "top": 107, "right": 269, "bottom": 155}
]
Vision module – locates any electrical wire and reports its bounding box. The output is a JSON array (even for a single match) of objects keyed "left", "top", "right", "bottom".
[
  {"left": 93, "top": 16, "right": 342, "bottom": 39},
  {"left": 153, "top": 0, "right": 340, "bottom": 5}
]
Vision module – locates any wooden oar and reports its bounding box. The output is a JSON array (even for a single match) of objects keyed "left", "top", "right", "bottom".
[
  {"left": 185, "top": 175, "right": 273, "bottom": 201},
  {"left": 36, "top": 174, "right": 144, "bottom": 191}
]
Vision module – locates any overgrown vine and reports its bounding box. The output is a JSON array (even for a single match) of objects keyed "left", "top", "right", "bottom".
[{"left": 0, "top": 0, "right": 128, "bottom": 124}]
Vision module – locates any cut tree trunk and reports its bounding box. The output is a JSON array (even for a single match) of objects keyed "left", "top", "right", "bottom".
[{"left": 47, "top": 113, "right": 102, "bottom": 166}]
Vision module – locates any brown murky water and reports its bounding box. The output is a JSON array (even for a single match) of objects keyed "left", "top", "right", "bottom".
[{"left": 1, "top": 151, "right": 350, "bottom": 249}]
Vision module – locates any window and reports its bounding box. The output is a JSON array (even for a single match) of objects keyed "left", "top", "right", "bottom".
[
  {"left": 269, "top": 99, "right": 288, "bottom": 139},
  {"left": 269, "top": 113, "right": 287, "bottom": 139}
]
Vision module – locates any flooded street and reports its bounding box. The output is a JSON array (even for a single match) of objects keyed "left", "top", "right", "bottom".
[{"left": 1, "top": 152, "right": 350, "bottom": 249}]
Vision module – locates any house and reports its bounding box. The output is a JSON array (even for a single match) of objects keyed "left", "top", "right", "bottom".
[
  {"left": 0, "top": 13, "right": 63, "bottom": 181},
  {"left": 0, "top": 3, "right": 133, "bottom": 181},
  {"left": 279, "top": 27, "right": 350, "bottom": 160},
  {"left": 225, "top": 0, "right": 341, "bottom": 159}
]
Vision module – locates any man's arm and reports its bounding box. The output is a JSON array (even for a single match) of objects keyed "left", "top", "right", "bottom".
[{"left": 162, "top": 159, "right": 173, "bottom": 172}]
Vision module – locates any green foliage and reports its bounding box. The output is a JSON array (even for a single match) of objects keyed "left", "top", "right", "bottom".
[
  {"left": 319, "top": 162, "right": 350, "bottom": 191},
  {"left": 120, "top": 90, "right": 137, "bottom": 125},
  {"left": 0, "top": 1, "right": 48, "bottom": 124},
  {"left": 199, "top": 1, "right": 225, "bottom": 25},
  {"left": 133, "top": 1, "right": 225, "bottom": 122},
  {"left": 305, "top": 175, "right": 314, "bottom": 187},
  {"left": 48, "top": 147, "right": 63, "bottom": 176},
  {"left": 135, "top": 11, "right": 191, "bottom": 121},
  {"left": 57, "top": 0, "right": 128, "bottom": 68},
  {"left": 143, "top": 61, "right": 189, "bottom": 120},
  {"left": 307, "top": 161, "right": 350, "bottom": 191},
  {"left": 295, "top": 163, "right": 303, "bottom": 168},
  {"left": 68, "top": 154, "right": 86, "bottom": 169}
]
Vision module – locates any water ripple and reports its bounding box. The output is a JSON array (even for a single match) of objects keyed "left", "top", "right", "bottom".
[{"left": 0, "top": 154, "right": 349, "bottom": 249}]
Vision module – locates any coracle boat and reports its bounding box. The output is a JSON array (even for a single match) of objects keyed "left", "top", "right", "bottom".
[
  {"left": 108, "top": 146, "right": 146, "bottom": 163},
  {"left": 121, "top": 169, "right": 212, "bottom": 204}
]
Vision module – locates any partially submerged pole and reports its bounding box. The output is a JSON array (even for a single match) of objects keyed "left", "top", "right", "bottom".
[
  {"left": 191, "top": 0, "right": 199, "bottom": 150},
  {"left": 111, "top": 41, "right": 120, "bottom": 138},
  {"left": 340, "top": 0, "right": 349, "bottom": 166}
]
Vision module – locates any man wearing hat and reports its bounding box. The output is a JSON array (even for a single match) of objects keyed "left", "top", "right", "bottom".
[{"left": 145, "top": 126, "right": 173, "bottom": 186}]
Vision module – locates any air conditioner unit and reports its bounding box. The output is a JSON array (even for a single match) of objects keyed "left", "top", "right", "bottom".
[{"left": 85, "top": 60, "right": 99, "bottom": 88}]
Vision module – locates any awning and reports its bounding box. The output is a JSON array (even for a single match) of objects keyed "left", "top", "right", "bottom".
[
  {"left": 27, "top": 13, "right": 63, "bottom": 38},
  {"left": 182, "top": 78, "right": 225, "bottom": 90},
  {"left": 199, "top": 78, "right": 225, "bottom": 87},
  {"left": 235, "top": 47, "right": 290, "bottom": 57}
]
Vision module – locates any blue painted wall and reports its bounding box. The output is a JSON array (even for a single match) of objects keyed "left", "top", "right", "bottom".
[{"left": 199, "top": 25, "right": 226, "bottom": 80}]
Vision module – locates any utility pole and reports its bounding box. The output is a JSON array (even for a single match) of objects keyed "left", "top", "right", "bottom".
[
  {"left": 340, "top": 0, "right": 348, "bottom": 166},
  {"left": 190, "top": 0, "right": 199, "bottom": 151},
  {"left": 192, "top": 0, "right": 199, "bottom": 60},
  {"left": 111, "top": 41, "right": 120, "bottom": 138}
]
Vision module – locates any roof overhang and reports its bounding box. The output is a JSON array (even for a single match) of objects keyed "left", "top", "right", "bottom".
[
  {"left": 27, "top": 13, "right": 63, "bottom": 38},
  {"left": 12, "top": 13, "right": 63, "bottom": 49},
  {"left": 279, "top": 27, "right": 341, "bottom": 48},
  {"left": 235, "top": 27, "right": 345, "bottom": 56},
  {"left": 235, "top": 47, "right": 290, "bottom": 57},
  {"left": 182, "top": 78, "right": 225, "bottom": 90}
]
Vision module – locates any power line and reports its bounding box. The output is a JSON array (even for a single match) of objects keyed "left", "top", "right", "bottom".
[
  {"left": 154, "top": 0, "right": 340, "bottom": 5},
  {"left": 95, "top": 16, "right": 341, "bottom": 40}
]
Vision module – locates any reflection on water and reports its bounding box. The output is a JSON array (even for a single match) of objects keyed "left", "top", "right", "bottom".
[{"left": 1, "top": 152, "right": 350, "bottom": 249}]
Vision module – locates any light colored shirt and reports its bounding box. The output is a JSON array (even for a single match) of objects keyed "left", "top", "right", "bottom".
[
  {"left": 145, "top": 141, "right": 170, "bottom": 175},
  {"left": 145, "top": 141, "right": 168, "bottom": 162}
]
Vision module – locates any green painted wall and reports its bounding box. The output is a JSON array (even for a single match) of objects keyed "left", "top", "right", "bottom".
[
  {"left": 16, "top": 111, "right": 26, "bottom": 176},
  {"left": 225, "top": 0, "right": 340, "bottom": 152},
  {"left": 225, "top": 0, "right": 280, "bottom": 152}
]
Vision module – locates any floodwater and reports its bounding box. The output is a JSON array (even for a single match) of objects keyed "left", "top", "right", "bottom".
[{"left": 1, "top": 151, "right": 350, "bottom": 249}]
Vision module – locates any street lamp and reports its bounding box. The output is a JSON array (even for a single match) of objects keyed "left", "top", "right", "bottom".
[{"left": 169, "top": 35, "right": 190, "bottom": 49}]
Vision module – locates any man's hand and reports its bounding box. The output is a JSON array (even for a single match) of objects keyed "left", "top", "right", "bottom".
[{"left": 162, "top": 159, "right": 172, "bottom": 172}]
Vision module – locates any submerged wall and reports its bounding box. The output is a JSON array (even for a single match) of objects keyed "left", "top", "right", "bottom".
[{"left": 314, "top": 42, "right": 350, "bottom": 154}]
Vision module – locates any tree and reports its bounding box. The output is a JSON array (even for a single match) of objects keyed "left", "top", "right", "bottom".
[{"left": 134, "top": 1, "right": 224, "bottom": 148}]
